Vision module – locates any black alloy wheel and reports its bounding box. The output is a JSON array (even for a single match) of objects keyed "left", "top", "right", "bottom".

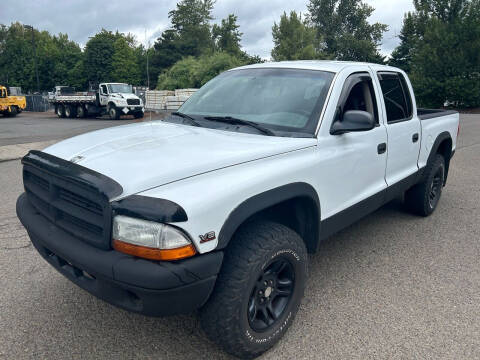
[{"left": 248, "top": 257, "right": 295, "bottom": 332}]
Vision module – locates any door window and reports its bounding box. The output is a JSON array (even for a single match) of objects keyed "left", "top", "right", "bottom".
[
  {"left": 101, "top": 85, "right": 108, "bottom": 95},
  {"left": 377, "top": 72, "right": 413, "bottom": 123},
  {"left": 337, "top": 73, "right": 379, "bottom": 124}
]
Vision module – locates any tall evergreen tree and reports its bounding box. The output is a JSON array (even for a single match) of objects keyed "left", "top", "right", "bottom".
[
  {"left": 388, "top": 12, "right": 417, "bottom": 73},
  {"left": 213, "top": 14, "right": 243, "bottom": 55},
  {"left": 307, "top": 0, "right": 387, "bottom": 62},
  {"left": 271, "top": 11, "right": 323, "bottom": 61}
]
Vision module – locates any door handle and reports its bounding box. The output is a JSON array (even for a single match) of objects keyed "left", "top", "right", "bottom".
[
  {"left": 412, "top": 133, "right": 419, "bottom": 143},
  {"left": 377, "top": 143, "right": 387, "bottom": 154}
]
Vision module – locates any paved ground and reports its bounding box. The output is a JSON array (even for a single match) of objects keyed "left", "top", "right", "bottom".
[
  {"left": 0, "top": 114, "right": 479, "bottom": 359},
  {"left": 0, "top": 111, "right": 165, "bottom": 146}
]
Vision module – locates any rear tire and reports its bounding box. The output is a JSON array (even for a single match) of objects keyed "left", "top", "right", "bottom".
[
  {"left": 77, "top": 105, "right": 86, "bottom": 118},
  {"left": 65, "top": 105, "right": 77, "bottom": 118},
  {"left": 405, "top": 154, "right": 445, "bottom": 216},
  {"left": 56, "top": 104, "right": 66, "bottom": 118},
  {"left": 200, "top": 221, "right": 308, "bottom": 359}
]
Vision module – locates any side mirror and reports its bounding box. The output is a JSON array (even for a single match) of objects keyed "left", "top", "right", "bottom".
[{"left": 330, "top": 110, "right": 375, "bottom": 135}]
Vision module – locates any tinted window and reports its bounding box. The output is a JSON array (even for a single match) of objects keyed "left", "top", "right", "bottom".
[{"left": 378, "top": 73, "right": 412, "bottom": 123}]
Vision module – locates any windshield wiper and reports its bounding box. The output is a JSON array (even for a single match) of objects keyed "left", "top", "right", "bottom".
[
  {"left": 171, "top": 112, "right": 201, "bottom": 127},
  {"left": 203, "top": 116, "right": 275, "bottom": 136}
]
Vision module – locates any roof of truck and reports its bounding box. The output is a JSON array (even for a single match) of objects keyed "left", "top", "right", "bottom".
[{"left": 233, "top": 60, "right": 399, "bottom": 73}]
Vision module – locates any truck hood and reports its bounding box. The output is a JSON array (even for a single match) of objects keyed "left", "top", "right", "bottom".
[
  {"left": 112, "top": 92, "right": 140, "bottom": 100},
  {"left": 44, "top": 121, "right": 317, "bottom": 199}
]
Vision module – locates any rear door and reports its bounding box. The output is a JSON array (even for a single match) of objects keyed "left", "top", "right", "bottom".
[{"left": 376, "top": 72, "right": 421, "bottom": 186}]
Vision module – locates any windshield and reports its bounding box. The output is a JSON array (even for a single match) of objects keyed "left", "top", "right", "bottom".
[
  {"left": 107, "top": 84, "right": 132, "bottom": 94},
  {"left": 179, "top": 68, "right": 334, "bottom": 135}
]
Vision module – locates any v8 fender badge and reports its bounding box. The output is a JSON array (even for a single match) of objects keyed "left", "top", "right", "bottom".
[{"left": 199, "top": 231, "right": 216, "bottom": 243}]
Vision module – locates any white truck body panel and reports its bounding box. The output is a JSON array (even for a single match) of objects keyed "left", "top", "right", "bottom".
[{"left": 43, "top": 61, "right": 459, "bottom": 254}]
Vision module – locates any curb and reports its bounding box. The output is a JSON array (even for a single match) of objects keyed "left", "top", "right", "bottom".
[{"left": 0, "top": 140, "right": 58, "bottom": 163}]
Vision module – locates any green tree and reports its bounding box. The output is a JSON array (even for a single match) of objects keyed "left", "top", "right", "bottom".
[
  {"left": 111, "top": 36, "right": 141, "bottom": 84},
  {"left": 409, "top": 0, "right": 480, "bottom": 107},
  {"left": 308, "top": 0, "right": 388, "bottom": 62},
  {"left": 271, "top": 11, "right": 324, "bottom": 61},
  {"left": 213, "top": 14, "right": 243, "bottom": 55},
  {"left": 84, "top": 30, "right": 118, "bottom": 84},
  {"left": 390, "top": 0, "right": 480, "bottom": 108},
  {"left": 151, "top": 0, "right": 215, "bottom": 76},
  {"left": 388, "top": 12, "right": 417, "bottom": 73},
  {"left": 169, "top": 0, "right": 215, "bottom": 56},
  {"left": 157, "top": 51, "right": 247, "bottom": 90}
]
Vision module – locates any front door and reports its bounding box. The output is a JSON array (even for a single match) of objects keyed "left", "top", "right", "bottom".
[
  {"left": 318, "top": 70, "right": 388, "bottom": 222},
  {"left": 99, "top": 84, "right": 109, "bottom": 106}
]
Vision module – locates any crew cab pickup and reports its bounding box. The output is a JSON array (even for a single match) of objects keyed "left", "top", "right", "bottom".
[{"left": 16, "top": 61, "right": 459, "bottom": 359}]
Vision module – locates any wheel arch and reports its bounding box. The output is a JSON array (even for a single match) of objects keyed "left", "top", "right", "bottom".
[
  {"left": 427, "top": 131, "right": 453, "bottom": 185},
  {"left": 217, "top": 182, "right": 321, "bottom": 253}
]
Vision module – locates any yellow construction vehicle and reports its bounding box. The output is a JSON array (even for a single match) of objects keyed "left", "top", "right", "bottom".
[{"left": 0, "top": 85, "right": 26, "bottom": 117}]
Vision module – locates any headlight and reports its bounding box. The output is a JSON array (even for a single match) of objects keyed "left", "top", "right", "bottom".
[{"left": 112, "top": 215, "right": 196, "bottom": 261}]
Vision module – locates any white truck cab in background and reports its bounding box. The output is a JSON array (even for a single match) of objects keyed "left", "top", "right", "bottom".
[{"left": 49, "top": 82, "right": 144, "bottom": 119}]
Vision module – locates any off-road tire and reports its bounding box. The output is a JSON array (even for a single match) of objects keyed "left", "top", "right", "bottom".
[
  {"left": 200, "top": 221, "right": 308, "bottom": 359},
  {"left": 56, "top": 105, "right": 66, "bottom": 118},
  {"left": 109, "top": 106, "right": 120, "bottom": 120},
  {"left": 405, "top": 154, "right": 445, "bottom": 216},
  {"left": 65, "top": 105, "right": 77, "bottom": 118}
]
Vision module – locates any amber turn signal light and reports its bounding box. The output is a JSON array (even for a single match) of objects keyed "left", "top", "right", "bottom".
[{"left": 113, "top": 239, "right": 196, "bottom": 261}]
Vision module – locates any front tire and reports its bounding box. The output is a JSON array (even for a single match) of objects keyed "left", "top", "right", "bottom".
[
  {"left": 134, "top": 112, "right": 144, "bottom": 119},
  {"left": 201, "top": 221, "right": 307, "bottom": 359},
  {"left": 405, "top": 154, "right": 445, "bottom": 216},
  {"left": 109, "top": 106, "right": 120, "bottom": 120},
  {"left": 7, "top": 106, "right": 18, "bottom": 117}
]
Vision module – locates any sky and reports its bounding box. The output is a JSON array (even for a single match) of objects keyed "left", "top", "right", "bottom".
[{"left": 1, "top": 0, "right": 415, "bottom": 58}]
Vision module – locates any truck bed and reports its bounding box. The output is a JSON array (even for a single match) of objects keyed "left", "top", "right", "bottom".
[
  {"left": 418, "top": 108, "right": 458, "bottom": 120},
  {"left": 51, "top": 94, "right": 96, "bottom": 104}
]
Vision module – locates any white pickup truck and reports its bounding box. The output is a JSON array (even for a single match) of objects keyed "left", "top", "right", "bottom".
[
  {"left": 48, "top": 83, "right": 144, "bottom": 119},
  {"left": 17, "top": 61, "right": 459, "bottom": 359}
]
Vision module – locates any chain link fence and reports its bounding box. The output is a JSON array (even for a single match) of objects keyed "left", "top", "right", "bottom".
[{"left": 24, "top": 95, "right": 52, "bottom": 112}]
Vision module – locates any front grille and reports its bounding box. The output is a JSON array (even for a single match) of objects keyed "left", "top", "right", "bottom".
[
  {"left": 23, "top": 166, "right": 112, "bottom": 249},
  {"left": 127, "top": 98, "right": 140, "bottom": 106}
]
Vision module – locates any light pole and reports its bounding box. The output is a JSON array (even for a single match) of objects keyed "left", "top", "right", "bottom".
[
  {"left": 145, "top": 29, "right": 150, "bottom": 89},
  {"left": 25, "top": 25, "right": 40, "bottom": 93}
]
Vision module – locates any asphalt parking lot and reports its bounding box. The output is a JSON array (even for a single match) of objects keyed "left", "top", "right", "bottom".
[
  {"left": 0, "top": 113, "right": 479, "bottom": 359},
  {"left": 0, "top": 111, "right": 165, "bottom": 146}
]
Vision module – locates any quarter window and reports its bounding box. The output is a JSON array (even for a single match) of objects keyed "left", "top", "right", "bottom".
[{"left": 377, "top": 72, "right": 413, "bottom": 123}]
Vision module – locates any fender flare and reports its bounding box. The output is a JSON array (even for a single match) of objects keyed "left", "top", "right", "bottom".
[
  {"left": 425, "top": 131, "right": 453, "bottom": 184},
  {"left": 216, "top": 182, "right": 321, "bottom": 252}
]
